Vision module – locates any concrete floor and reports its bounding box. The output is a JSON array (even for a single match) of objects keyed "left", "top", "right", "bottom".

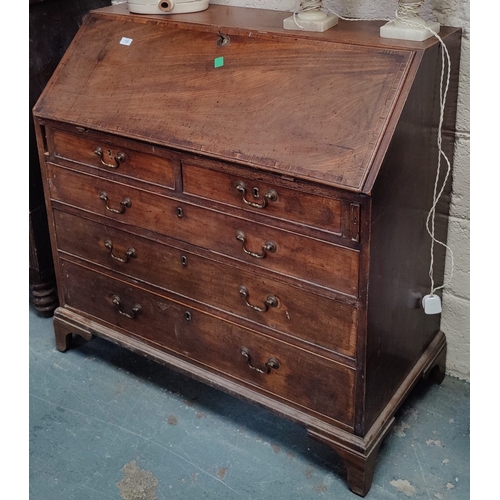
[{"left": 29, "top": 303, "right": 470, "bottom": 500}]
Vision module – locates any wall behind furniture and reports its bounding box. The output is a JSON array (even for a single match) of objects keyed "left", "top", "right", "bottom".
[{"left": 210, "top": 0, "right": 470, "bottom": 381}]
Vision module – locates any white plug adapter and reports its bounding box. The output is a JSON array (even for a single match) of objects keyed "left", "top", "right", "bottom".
[{"left": 422, "top": 294, "right": 442, "bottom": 315}]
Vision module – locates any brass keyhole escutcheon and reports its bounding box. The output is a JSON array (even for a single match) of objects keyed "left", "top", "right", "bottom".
[{"left": 217, "top": 31, "right": 230, "bottom": 46}]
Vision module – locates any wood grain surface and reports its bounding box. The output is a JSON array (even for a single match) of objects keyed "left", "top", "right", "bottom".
[{"left": 34, "top": 10, "right": 414, "bottom": 191}]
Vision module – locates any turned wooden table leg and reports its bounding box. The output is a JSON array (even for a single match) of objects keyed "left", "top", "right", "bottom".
[{"left": 31, "top": 279, "right": 58, "bottom": 317}]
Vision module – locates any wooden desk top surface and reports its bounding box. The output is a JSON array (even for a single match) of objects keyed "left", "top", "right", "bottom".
[{"left": 34, "top": 4, "right": 460, "bottom": 193}]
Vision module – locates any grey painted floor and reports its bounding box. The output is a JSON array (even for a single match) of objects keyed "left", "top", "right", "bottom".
[{"left": 29, "top": 304, "right": 470, "bottom": 500}]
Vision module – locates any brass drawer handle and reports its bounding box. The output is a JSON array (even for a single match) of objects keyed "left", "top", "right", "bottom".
[
  {"left": 94, "top": 146, "right": 126, "bottom": 169},
  {"left": 236, "top": 230, "right": 276, "bottom": 259},
  {"left": 104, "top": 239, "right": 136, "bottom": 263},
  {"left": 111, "top": 295, "right": 142, "bottom": 319},
  {"left": 235, "top": 181, "right": 277, "bottom": 209},
  {"left": 238, "top": 285, "right": 278, "bottom": 312},
  {"left": 99, "top": 191, "right": 132, "bottom": 214},
  {"left": 240, "top": 346, "right": 279, "bottom": 374}
]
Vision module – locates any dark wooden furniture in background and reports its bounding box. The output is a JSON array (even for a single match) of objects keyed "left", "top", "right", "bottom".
[
  {"left": 33, "top": 4, "right": 461, "bottom": 495},
  {"left": 29, "top": 0, "right": 110, "bottom": 315}
]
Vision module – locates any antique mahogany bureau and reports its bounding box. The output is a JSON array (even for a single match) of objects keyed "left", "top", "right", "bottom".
[{"left": 33, "top": 4, "right": 461, "bottom": 496}]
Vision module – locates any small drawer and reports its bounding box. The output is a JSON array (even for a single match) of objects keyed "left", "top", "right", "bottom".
[
  {"left": 48, "top": 165, "right": 359, "bottom": 296},
  {"left": 60, "top": 260, "right": 356, "bottom": 427},
  {"left": 51, "top": 128, "right": 177, "bottom": 190},
  {"left": 54, "top": 211, "right": 358, "bottom": 359},
  {"left": 183, "top": 162, "right": 343, "bottom": 235}
]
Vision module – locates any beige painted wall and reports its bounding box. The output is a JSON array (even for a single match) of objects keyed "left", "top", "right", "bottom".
[{"left": 211, "top": 0, "right": 471, "bottom": 380}]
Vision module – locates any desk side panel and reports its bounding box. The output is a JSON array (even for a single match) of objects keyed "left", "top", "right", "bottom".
[{"left": 363, "top": 31, "right": 461, "bottom": 432}]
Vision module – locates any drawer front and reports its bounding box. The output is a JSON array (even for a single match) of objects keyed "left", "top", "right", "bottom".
[
  {"left": 183, "top": 162, "right": 343, "bottom": 235},
  {"left": 54, "top": 210, "right": 358, "bottom": 358},
  {"left": 51, "top": 128, "right": 177, "bottom": 189},
  {"left": 59, "top": 260, "right": 356, "bottom": 427},
  {"left": 48, "top": 165, "right": 359, "bottom": 296}
]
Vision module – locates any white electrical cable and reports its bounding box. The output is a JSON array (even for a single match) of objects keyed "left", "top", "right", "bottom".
[
  {"left": 422, "top": 26, "right": 454, "bottom": 295},
  {"left": 392, "top": 3, "right": 455, "bottom": 296}
]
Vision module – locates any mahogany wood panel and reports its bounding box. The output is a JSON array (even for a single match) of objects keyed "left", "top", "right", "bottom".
[
  {"left": 60, "top": 259, "right": 356, "bottom": 427},
  {"left": 54, "top": 209, "right": 359, "bottom": 359},
  {"left": 34, "top": 12, "right": 413, "bottom": 192},
  {"left": 47, "top": 164, "right": 360, "bottom": 295}
]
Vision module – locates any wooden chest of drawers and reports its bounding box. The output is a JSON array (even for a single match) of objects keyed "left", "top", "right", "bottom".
[{"left": 33, "top": 4, "right": 461, "bottom": 496}]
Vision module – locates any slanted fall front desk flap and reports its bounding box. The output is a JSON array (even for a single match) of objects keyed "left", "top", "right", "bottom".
[{"left": 33, "top": 6, "right": 417, "bottom": 194}]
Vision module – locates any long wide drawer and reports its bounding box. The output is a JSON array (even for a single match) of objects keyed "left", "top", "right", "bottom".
[
  {"left": 54, "top": 210, "right": 358, "bottom": 359},
  {"left": 59, "top": 260, "right": 356, "bottom": 427},
  {"left": 47, "top": 164, "right": 359, "bottom": 296}
]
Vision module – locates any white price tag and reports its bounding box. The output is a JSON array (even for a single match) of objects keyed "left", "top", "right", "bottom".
[{"left": 120, "top": 37, "right": 133, "bottom": 46}]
